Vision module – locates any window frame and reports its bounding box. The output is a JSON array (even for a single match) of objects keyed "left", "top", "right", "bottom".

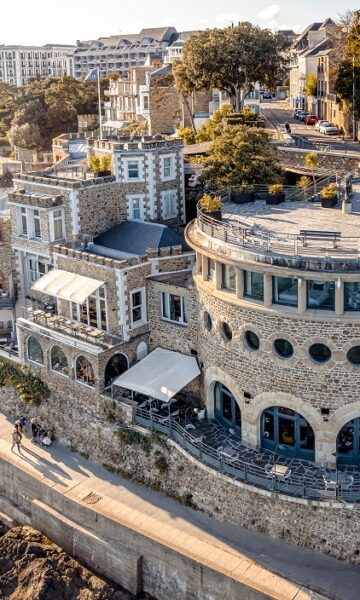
[
  {"left": 127, "top": 194, "right": 145, "bottom": 221},
  {"left": 125, "top": 158, "right": 141, "bottom": 181},
  {"left": 161, "top": 292, "right": 188, "bottom": 326},
  {"left": 68, "top": 286, "right": 108, "bottom": 332},
  {"left": 161, "top": 189, "right": 177, "bottom": 220},
  {"left": 160, "top": 154, "right": 175, "bottom": 181},
  {"left": 50, "top": 207, "right": 65, "bottom": 241},
  {"left": 130, "top": 287, "right": 146, "bottom": 327}
]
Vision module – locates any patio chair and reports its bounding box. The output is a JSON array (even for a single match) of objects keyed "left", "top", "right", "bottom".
[
  {"left": 265, "top": 463, "right": 273, "bottom": 477},
  {"left": 197, "top": 409, "right": 206, "bottom": 421}
]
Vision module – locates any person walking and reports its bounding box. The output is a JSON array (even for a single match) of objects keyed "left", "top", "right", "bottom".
[
  {"left": 11, "top": 423, "right": 22, "bottom": 453},
  {"left": 339, "top": 126, "right": 345, "bottom": 141},
  {"left": 30, "top": 418, "right": 39, "bottom": 444}
]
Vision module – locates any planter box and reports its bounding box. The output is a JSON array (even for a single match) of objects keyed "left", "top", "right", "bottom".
[
  {"left": 205, "top": 210, "right": 222, "bottom": 221},
  {"left": 266, "top": 193, "right": 285, "bottom": 205},
  {"left": 321, "top": 195, "right": 337, "bottom": 208},
  {"left": 94, "top": 169, "right": 111, "bottom": 178},
  {"left": 231, "top": 191, "right": 255, "bottom": 204}
]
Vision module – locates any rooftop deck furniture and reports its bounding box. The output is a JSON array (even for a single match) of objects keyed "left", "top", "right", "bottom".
[{"left": 299, "top": 230, "right": 341, "bottom": 248}]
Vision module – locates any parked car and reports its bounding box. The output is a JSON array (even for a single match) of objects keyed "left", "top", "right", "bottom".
[
  {"left": 298, "top": 111, "right": 310, "bottom": 122},
  {"left": 262, "top": 92, "right": 272, "bottom": 99},
  {"left": 305, "top": 115, "right": 318, "bottom": 125},
  {"left": 319, "top": 122, "right": 339, "bottom": 135},
  {"left": 314, "top": 119, "right": 328, "bottom": 131},
  {"left": 293, "top": 109, "right": 302, "bottom": 118}
]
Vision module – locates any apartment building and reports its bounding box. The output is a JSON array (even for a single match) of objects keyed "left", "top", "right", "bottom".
[
  {"left": 73, "top": 27, "right": 179, "bottom": 79},
  {"left": 289, "top": 19, "right": 336, "bottom": 110},
  {"left": 0, "top": 45, "right": 75, "bottom": 86}
]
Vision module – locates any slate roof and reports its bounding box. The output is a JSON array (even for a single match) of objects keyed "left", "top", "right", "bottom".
[
  {"left": 148, "top": 269, "right": 194, "bottom": 289},
  {"left": 92, "top": 220, "right": 187, "bottom": 257}
]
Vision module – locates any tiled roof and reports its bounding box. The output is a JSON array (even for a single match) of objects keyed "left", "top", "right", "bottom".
[{"left": 92, "top": 220, "right": 187, "bottom": 256}]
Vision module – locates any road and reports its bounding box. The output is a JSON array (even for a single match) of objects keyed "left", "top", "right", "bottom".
[{"left": 261, "top": 100, "right": 360, "bottom": 154}]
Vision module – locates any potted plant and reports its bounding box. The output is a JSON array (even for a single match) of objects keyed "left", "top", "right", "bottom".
[
  {"left": 230, "top": 184, "right": 255, "bottom": 204},
  {"left": 199, "top": 194, "right": 223, "bottom": 221},
  {"left": 320, "top": 183, "right": 338, "bottom": 208},
  {"left": 266, "top": 183, "right": 285, "bottom": 205}
]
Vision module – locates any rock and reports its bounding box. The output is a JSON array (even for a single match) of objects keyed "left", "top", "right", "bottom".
[{"left": 0, "top": 524, "right": 154, "bottom": 599}]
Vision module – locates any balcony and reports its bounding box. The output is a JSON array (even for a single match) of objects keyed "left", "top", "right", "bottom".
[{"left": 20, "top": 306, "right": 123, "bottom": 351}]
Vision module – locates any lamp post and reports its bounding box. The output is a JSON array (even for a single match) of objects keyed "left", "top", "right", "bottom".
[{"left": 353, "top": 56, "right": 357, "bottom": 142}]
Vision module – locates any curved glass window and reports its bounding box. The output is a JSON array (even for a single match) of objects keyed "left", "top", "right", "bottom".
[
  {"left": 50, "top": 346, "right": 68, "bottom": 376},
  {"left": 337, "top": 419, "right": 360, "bottom": 465},
  {"left": 274, "top": 339, "right": 293, "bottom": 359},
  {"left": 75, "top": 356, "right": 95, "bottom": 387},
  {"left": 221, "top": 322, "right": 232, "bottom": 342},
  {"left": 222, "top": 264, "right": 236, "bottom": 291},
  {"left": 244, "top": 271, "right": 264, "bottom": 301},
  {"left": 203, "top": 311, "right": 212, "bottom": 331},
  {"left": 245, "top": 330, "right": 260, "bottom": 351},
  {"left": 273, "top": 276, "right": 298, "bottom": 307},
  {"left": 309, "top": 343, "right": 331, "bottom": 364},
  {"left": 214, "top": 382, "right": 241, "bottom": 431},
  {"left": 347, "top": 346, "right": 360, "bottom": 366},
  {"left": 27, "top": 336, "right": 43, "bottom": 365},
  {"left": 261, "top": 407, "right": 315, "bottom": 460},
  {"left": 307, "top": 281, "right": 335, "bottom": 311},
  {"left": 344, "top": 282, "right": 360, "bottom": 311},
  {"left": 104, "top": 353, "right": 128, "bottom": 388}
]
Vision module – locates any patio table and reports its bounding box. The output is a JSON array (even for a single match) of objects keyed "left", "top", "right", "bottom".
[
  {"left": 219, "top": 446, "right": 238, "bottom": 460},
  {"left": 188, "top": 429, "right": 205, "bottom": 442}
]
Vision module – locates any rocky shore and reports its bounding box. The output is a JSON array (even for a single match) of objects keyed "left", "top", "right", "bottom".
[{"left": 0, "top": 523, "right": 154, "bottom": 599}]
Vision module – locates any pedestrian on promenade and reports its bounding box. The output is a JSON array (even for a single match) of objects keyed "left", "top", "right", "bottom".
[
  {"left": 11, "top": 423, "right": 22, "bottom": 452},
  {"left": 339, "top": 126, "right": 345, "bottom": 141},
  {"left": 30, "top": 418, "right": 39, "bottom": 444}
]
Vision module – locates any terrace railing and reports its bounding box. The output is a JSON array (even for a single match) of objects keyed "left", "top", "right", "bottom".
[{"left": 134, "top": 407, "right": 360, "bottom": 503}]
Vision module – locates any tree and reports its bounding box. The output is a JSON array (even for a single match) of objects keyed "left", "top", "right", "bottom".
[
  {"left": 173, "top": 23, "right": 288, "bottom": 111},
  {"left": 304, "top": 152, "right": 319, "bottom": 192},
  {"left": 201, "top": 125, "right": 282, "bottom": 190},
  {"left": 334, "top": 12, "right": 360, "bottom": 127},
  {"left": 8, "top": 98, "right": 47, "bottom": 149},
  {"left": 195, "top": 104, "right": 233, "bottom": 142},
  {"left": 176, "top": 127, "right": 196, "bottom": 145},
  {"left": 304, "top": 74, "right": 318, "bottom": 97}
]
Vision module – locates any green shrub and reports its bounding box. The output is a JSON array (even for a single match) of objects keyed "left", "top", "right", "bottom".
[
  {"left": 268, "top": 183, "right": 284, "bottom": 195},
  {"left": 116, "top": 428, "right": 152, "bottom": 454},
  {"left": 154, "top": 455, "right": 168, "bottom": 474},
  {"left": 0, "top": 358, "right": 49, "bottom": 406}
]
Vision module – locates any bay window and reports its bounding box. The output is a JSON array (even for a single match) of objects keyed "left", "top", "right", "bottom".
[{"left": 161, "top": 292, "right": 188, "bottom": 325}]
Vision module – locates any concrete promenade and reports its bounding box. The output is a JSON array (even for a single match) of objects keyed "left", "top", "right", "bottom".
[{"left": 0, "top": 412, "right": 358, "bottom": 599}]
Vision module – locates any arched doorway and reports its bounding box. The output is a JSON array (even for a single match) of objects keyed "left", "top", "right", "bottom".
[
  {"left": 104, "top": 353, "right": 128, "bottom": 389},
  {"left": 261, "top": 407, "right": 315, "bottom": 460},
  {"left": 337, "top": 418, "right": 360, "bottom": 465},
  {"left": 214, "top": 382, "right": 241, "bottom": 432},
  {"left": 75, "top": 356, "right": 95, "bottom": 387}
]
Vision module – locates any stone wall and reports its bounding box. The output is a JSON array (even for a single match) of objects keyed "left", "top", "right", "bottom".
[
  {"left": 0, "top": 383, "right": 359, "bottom": 567},
  {"left": 0, "top": 217, "right": 16, "bottom": 295},
  {"left": 277, "top": 147, "right": 360, "bottom": 176}
]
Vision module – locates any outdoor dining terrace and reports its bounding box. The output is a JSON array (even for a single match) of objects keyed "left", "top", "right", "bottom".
[
  {"left": 127, "top": 398, "right": 360, "bottom": 504},
  {"left": 21, "top": 306, "right": 123, "bottom": 350}
]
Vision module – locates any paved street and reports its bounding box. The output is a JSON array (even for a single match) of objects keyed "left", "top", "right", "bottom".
[
  {"left": 261, "top": 100, "right": 360, "bottom": 154},
  {"left": 0, "top": 411, "right": 358, "bottom": 599}
]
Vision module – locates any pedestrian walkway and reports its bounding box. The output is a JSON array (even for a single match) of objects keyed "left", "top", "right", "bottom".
[{"left": 0, "top": 412, "right": 358, "bottom": 599}]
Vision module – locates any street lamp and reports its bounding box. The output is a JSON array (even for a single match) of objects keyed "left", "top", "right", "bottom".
[{"left": 353, "top": 56, "right": 357, "bottom": 142}]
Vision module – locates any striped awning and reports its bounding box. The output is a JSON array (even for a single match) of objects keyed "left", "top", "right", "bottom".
[{"left": 32, "top": 269, "right": 105, "bottom": 304}]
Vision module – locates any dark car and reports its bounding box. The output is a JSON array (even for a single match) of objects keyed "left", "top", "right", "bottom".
[{"left": 298, "top": 111, "right": 310, "bottom": 122}]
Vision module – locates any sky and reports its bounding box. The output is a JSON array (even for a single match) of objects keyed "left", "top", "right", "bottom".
[{"left": 1, "top": 0, "right": 359, "bottom": 46}]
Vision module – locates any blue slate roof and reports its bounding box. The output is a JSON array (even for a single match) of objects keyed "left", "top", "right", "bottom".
[{"left": 92, "top": 220, "right": 186, "bottom": 256}]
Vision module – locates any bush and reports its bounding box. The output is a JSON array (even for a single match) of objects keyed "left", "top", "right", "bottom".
[
  {"left": 0, "top": 358, "right": 49, "bottom": 406},
  {"left": 154, "top": 455, "right": 168, "bottom": 474},
  {"left": 176, "top": 127, "right": 196, "bottom": 145},
  {"left": 199, "top": 193, "right": 223, "bottom": 212},
  {"left": 116, "top": 428, "right": 152, "bottom": 454},
  {"left": 321, "top": 183, "right": 337, "bottom": 199},
  {"left": 268, "top": 183, "right": 284, "bottom": 195},
  {"left": 89, "top": 155, "right": 101, "bottom": 173}
]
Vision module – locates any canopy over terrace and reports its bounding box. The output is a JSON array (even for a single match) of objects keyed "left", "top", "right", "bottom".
[
  {"left": 112, "top": 347, "right": 201, "bottom": 403},
  {"left": 31, "top": 269, "right": 105, "bottom": 304}
]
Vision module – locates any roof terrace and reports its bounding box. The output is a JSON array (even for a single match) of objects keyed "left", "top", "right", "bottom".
[{"left": 188, "top": 187, "right": 360, "bottom": 272}]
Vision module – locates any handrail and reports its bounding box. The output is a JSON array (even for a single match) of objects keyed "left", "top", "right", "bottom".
[{"left": 134, "top": 408, "right": 360, "bottom": 503}]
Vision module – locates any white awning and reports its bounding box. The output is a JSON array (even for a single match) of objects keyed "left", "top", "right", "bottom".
[
  {"left": 103, "top": 120, "right": 128, "bottom": 129},
  {"left": 112, "top": 348, "right": 201, "bottom": 402},
  {"left": 31, "top": 269, "right": 105, "bottom": 304}
]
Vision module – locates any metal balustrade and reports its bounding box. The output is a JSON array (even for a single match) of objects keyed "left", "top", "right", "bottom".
[{"left": 134, "top": 407, "right": 360, "bottom": 502}]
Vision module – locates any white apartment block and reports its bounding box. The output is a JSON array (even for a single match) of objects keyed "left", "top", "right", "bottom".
[{"left": 0, "top": 45, "right": 75, "bottom": 86}]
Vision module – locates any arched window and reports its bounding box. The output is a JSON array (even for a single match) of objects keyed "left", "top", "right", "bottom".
[
  {"left": 75, "top": 356, "right": 95, "bottom": 387},
  {"left": 136, "top": 342, "right": 148, "bottom": 362},
  {"left": 214, "top": 382, "right": 241, "bottom": 432},
  {"left": 27, "top": 336, "right": 43, "bottom": 365},
  {"left": 261, "top": 407, "right": 315, "bottom": 460},
  {"left": 50, "top": 346, "right": 68, "bottom": 376},
  {"left": 104, "top": 353, "right": 128, "bottom": 388},
  {"left": 337, "top": 418, "right": 360, "bottom": 465}
]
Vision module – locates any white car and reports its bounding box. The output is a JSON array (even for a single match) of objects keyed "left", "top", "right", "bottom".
[
  {"left": 314, "top": 120, "right": 328, "bottom": 131},
  {"left": 319, "top": 122, "right": 338, "bottom": 135}
]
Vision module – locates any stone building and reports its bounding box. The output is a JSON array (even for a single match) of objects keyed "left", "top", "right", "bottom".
[
  {"left": 185, "top": 195, "right": 360, "bottom": 468},
  {"left": 0, "top": 216, "right": 16, "bottom": 337}
]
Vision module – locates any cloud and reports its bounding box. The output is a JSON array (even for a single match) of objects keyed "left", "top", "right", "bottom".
[{"left": 257, "top": 4, "right": 280, "bottom": 22}]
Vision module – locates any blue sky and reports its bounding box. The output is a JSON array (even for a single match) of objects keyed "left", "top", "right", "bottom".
[{"left": 1, "top": 1, "right": 359, "bottom": 45}]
